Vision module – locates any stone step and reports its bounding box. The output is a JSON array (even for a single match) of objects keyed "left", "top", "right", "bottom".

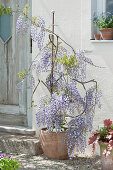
[
  {"left": 0, "top": 113, "right": 27, "bottom": 127},
  {"left": 0, "top": 125, "right": 36, "bottom": 136},
  {"left": 0, "top": 134, "right": 43, "bottom": 156}
]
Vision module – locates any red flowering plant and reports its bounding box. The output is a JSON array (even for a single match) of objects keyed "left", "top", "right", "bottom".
[{"left": 88, "top": 119, "right": 113, "bottom": 156}]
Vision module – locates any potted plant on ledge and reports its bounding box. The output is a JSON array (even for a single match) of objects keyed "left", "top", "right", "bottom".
[
  {"left": 89, "top": 119, "right": 113, "bottom": 170},
  {"left": 93, "top": 13, "right": 113, "bottom": 40},
  {"left": 16, "top": 4, "right": 101, "bottom": 159}
]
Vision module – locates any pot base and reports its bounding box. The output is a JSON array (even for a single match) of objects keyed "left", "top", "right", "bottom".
[
  {"left": 99, "top": 142, "right": 113, "bottom": 170},
  {"left": 39, "top": 128, "right": 69, "bottom": 160},
  {"left": 101, "top": 155, "right": 113, "bottom": 170}
]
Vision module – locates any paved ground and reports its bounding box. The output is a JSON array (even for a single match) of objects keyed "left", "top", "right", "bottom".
[{"left": 7, "top": 153, "right": 101, "bottom": 170}]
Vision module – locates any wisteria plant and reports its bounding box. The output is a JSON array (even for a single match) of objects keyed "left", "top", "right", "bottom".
[
  {"left": 16, "top": 4, "right": 101, "bottom": 158},
  {"left": 89, "top": 119, "right": 113, "bottom": 157}
]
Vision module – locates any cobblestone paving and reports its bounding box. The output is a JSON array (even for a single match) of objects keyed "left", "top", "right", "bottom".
[{"left": 8, "top": 153, "right": 101, "bottom": 170}]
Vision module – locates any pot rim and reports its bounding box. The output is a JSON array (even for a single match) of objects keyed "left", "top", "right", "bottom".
[
  {"left": 94, "top": 34, "right": 100, "bottom": 35},
  {"left": 100, "top": 28, "right": 113, "bottom": 31},
  {"left": 98, "top": 140, "right": 109, "bottom": 145},
  {"left": 40, "top": 128, "right": 67, "bottom": 134}
]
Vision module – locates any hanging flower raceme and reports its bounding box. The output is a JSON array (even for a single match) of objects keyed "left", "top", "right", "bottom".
[
  {"left": 16, "top": 15, "right": 29, "bottom": 34},
  {"left": 66, "top": 116, "right": 87, "bottom": 158},
  {"left": 16, "top": 15, "right": 23, "bottom": 34},
  {"left": 36, "top": 93, "right": 68, "bottom": 132},
  {"left": 31, "top": 17, "right": 45, "bottom": 50}
]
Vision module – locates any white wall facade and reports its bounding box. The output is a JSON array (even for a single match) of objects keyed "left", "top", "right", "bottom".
[{"left": 32, "top": 0, "right": 113, "bottom": 155}]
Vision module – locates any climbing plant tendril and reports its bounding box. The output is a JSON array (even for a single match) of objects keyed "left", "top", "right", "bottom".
[{"left": 16, "top": 4, "right": 102, "bottom": 159}]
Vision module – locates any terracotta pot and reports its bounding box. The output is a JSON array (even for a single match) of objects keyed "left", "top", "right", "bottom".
[
  {"left": 39, "top": 128, "right": 68, "bottom": 159},
  {"left": 99, "top": 142, "right": 113, "bottom": 170},
  {"left": 100, "top": 28, "right": 113, "bottom": 40},
  {"left": 94, "top": 34, "right": 100, "bottom": 40}
]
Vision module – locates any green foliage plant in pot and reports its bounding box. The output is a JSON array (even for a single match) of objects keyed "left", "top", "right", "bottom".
[
  {"left": 16, "top": 4, "right": 101, "bottom": 159},
  {"left": 0, "top": 154, "right": 22, "bottom": 170},
  {"left": 89, "top": 119, "right": 113, "bottom": 170},
  {"left": 93, "top": 12, "right": 113, "bottom": 40}
]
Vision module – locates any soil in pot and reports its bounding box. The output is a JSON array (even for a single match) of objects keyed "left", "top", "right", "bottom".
[
  {"left": 39, "top": 128, "right": 68, "bottom": 160},
  {"left": 99, "top": 142, "right": 113, "bottom": 170},
  {"left": 100, "top": 28, "right": 113, "bottom": 40}
]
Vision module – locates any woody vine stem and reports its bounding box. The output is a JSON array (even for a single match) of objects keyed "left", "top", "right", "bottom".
[{"left": 28, "top": 11, "right": 98, "bottom": 118}]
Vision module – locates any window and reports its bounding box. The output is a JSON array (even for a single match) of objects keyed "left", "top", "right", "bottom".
[
  {"left": 106, "top": 0, "right": 113, "bottom": 13},
  {"left": 0, "top": 14, "right": 11, "bottom": 43},
  {"left": 91, "top": 0, "right": 113, "bottom": 39}
]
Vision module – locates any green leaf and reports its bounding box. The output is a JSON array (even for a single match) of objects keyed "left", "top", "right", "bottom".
[
  {"left": 111, "top": 124, "right": 113, "bottom": 130},
  {"left": 24, "top": 7, "right": 27, "bottom": 15},
  {"left": 0, "top": 5, "right": 12, "bottom": 15},
  {"left": 58, "top": 42, "right": 62, "bottom": 46},
  {"left": 32, "top": 17, "right": 37, "bottom": 23},
  {"left": 57, "top": 53, "right": 78, "bottom": 67},
  {"left": 26, "top": 3, "right": 29, "bottom": 7},
  {"left": 99, "top": 127, "right": 108, "bottom": 141}
]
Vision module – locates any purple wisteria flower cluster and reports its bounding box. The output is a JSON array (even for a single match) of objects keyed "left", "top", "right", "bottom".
[
  {"left": 16, "top": 15, "right": 29, "bottom": 34},
  {"left": 31, "top": 17, "right": 45, "bottom": 50},
  {"left": 16, "top": 5, "right": 101, "bottom": 159}
]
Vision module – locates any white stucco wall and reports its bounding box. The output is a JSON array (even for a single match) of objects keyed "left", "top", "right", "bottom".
[{"left": 32, "top": 0, "right": 113, "bottom": 155}]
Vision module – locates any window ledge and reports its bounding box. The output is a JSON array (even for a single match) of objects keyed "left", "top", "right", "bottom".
[{"left": 90, "top": 40, "right": 113, "bottom": 43}]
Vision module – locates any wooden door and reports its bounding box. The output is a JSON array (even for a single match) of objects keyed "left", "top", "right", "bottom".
[{"left": 0, "top": 0, "right": 32, "bottom": 127}]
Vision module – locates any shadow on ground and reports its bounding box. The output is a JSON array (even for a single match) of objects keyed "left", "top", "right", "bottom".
[{"left": 11, "top": 154, "right": 101, "bottom": 170}]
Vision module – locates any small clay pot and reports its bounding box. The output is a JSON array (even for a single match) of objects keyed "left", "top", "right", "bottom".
[
  {"left": 39, "top": 128, "right": 68, "bottom": 160},
  {"left": 100, "top": 28, "right": 113, "bottom": 40},
  {"left": 99, "top": 141, "right": 113, "bottom": 170},
  {"left": 94, "top": 34, "right": 100, "bottom": 40}
]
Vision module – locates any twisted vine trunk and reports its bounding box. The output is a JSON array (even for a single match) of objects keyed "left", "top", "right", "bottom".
[{"left": 50, "top": 11, "right": 55, "bottom": 95}]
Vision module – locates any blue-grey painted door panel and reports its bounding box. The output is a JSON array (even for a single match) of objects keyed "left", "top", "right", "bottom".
[{"left": 0, "top": 14, "right": 10, "bottom": 42}]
